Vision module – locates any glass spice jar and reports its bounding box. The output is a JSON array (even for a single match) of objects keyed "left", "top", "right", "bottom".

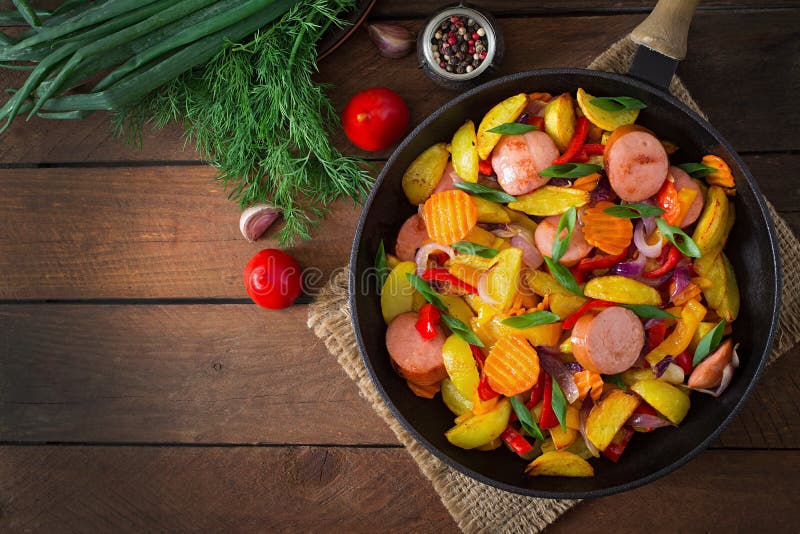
[{"left": 417, "top": 3, "right": 504, "bottom": 90}]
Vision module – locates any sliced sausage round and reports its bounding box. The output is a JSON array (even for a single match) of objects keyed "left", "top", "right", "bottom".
[
  {"left": 491, "top": 130, "right": 559, "bottom": 195},
  {"left": 533, "top": 215, "right": 594, "bottom": 266},
  {"left": 570, "top": 306, "right": 645, "bottom": 374},
  {"left": 386, "top": 312, "right": 448, "bottom": 386},
  {"left": 604, "top": 125, "right": 669, "bottom": 202},
  {"left": 669, "top": 165, "right": 704, "bottom": 228},
  {"left": 433, "top": 162, "right": 462, "bottom": 194},
  {"left": 394, "top": 214, "right": 428, "bottom": 261}
]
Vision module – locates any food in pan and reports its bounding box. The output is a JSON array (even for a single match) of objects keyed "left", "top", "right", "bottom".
[{"left": 375, "top": 90, "right": 740, "bottom": 477}]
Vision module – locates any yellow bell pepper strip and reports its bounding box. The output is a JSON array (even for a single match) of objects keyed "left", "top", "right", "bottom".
[{"left": 645, "top": 298, "right": 707, "bottom": 366}]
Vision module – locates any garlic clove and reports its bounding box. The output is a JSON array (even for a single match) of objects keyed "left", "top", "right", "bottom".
[
  {"left": 367, "top": 23, "right": 415, "bottom": 59},
  {"left": 240, "top": 204, "right": 281, "bottom": 243}
]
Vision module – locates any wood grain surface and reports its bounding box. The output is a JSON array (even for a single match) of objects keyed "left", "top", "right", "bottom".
[
  {"left": 0, "top": 0, "right": 797, "bottom": 531},
  {"left": 0, "top": 304, "right": 796, "bottom": 448},
  {"left": 2, "top": 10, "right": 798, "bottom": 162},
  {"left": 0, "top": 446, "right": 795, "bottom": 533}
]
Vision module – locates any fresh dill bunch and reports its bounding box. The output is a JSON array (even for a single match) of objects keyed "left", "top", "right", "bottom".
[{"left": 115, "top": 0, "right": 373, "bottom": 245}]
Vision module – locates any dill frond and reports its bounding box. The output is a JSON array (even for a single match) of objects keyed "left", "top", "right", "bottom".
[{"left": 116, "top": 0, "right": 372, "bottom": 246}]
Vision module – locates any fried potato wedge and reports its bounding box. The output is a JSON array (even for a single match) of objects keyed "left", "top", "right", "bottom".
[
  {"left": 583, "top": 276, "right": 662, "bottom": 306},
  {"left": 476, "top": 93, "right": 529, "bottom": 160},
  {"left": 543, "top": 93, "right": 577, "bottom": 152},
  {"left": 585, "top": 389, "right": 640, "bottom": 451},
  {"left": 451, "top": 120, "right": 479, "bottom": 183},
  {"left": 525, "top": 450, "right": 595, "bottom": 477},
  {"left": 630, "top": 379, "right": 690, "bottom": 425},
  {"left": 401, "top": 142, "right": 450, "bottom": 205},
  {"left": 508, "top": 186, "right": 590, "bottom": 217}
]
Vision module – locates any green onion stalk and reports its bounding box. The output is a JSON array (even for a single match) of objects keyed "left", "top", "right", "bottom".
[{"left": 1, "top": 0, "right": 372, "bottom": 245}]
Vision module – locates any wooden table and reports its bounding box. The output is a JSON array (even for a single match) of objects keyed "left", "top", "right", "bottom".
[{"left": 1, "top": 1, "right": 798, "bottom": 531}]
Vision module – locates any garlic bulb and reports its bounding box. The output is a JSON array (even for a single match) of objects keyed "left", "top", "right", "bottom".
[
  {"left": 239, "top": 204, "right": 281, "bottom": 242},
  {"left": 367, "top": 24, "right": 415, "bottom": 59}
]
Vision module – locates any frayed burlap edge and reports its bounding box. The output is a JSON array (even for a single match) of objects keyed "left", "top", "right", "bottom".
[{"left": 306, "top": 35, "right": 798, "bottom": 534}]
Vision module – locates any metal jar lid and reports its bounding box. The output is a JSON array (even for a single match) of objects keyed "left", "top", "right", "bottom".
[{"left": 417, "top": 3, "right": 504, "bottom": 90}]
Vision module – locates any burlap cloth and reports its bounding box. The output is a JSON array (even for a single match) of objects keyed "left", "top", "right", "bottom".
[{"left": 307, "top": 37, "right": 800, "bottom": 532}]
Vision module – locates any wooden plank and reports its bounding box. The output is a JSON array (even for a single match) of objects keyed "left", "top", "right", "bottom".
[
  {"left": 0, "top": 304, "right": 396, "bottom": 444},
  {"left": 0, "top": 11, "right": 798, "bottom": 163},
  {"left": 320, "top": 10, "right": 800, "bottom": 157},
  {"left": 550, "top": 450, "right": 800, "bottom": 532},
  {"left": 0, "top": 445, "right": 458, "bottom": 533},
  {"left": 371, "top": 1, "right": 798, "bottom": 17},
  {"left": 0, "top": 166, "right": 361, "bottom": 299},
  {"left": 0, "top": 154, "right": 795, "bottom": 300},
  {"left": 0, "top": 446, "right": 796, "bottom": 532},
  {"left": 0, "top": 1, "right": 789, "bottom": 23},
  {"left": 0, "top": 304, "right": 796, "bottom": 447}
]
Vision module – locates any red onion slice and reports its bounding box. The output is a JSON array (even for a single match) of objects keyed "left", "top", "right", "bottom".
[
  {"left": 670, "top": 264, "right": 691, "bottom": 300},
  {"left": 627, "top": 412, "right": 674, "bottom": 429},
  {"left": 538, "top": 351, "right": 579, "bottom": 404},
  {"left": 633, "top": 219, "right": 663, "bottom": 258},
  {"left": 610, "top": 252, "right": 646, "bottom": 278},
  {"left": 511, "top": 235, "right": 544, "bottom": 270},
  {"left": 477, "top": 269, "right": 501, "bottom": 306},
  {"left": 653, "top": 356, "right": 674, "bottom": 378},
  {"left": 579, "top": 396, "right": 600, "bottom": 457},
  {"left": 564, "top": 362, "right": 584, "bottom": 374},
  {"left": 415, "top": 242, "right": 454, "bottom": 277}
]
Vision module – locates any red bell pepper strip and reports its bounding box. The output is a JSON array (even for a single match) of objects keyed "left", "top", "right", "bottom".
[
  {"left": 553, "top": 117, "right": 590, "bottom": 165},
  {"left": 421, "top": 267, "right": 478, "bottom": 294},
  {"left": 501, "top": 426, "right": 534, "bottom": 456},
  {"left": 561, "top": 300, "right": 616, "bottom": 330},
  {"left": 529, "top": 116, "right": 545, "bottom": 131},
  {"left": 602, "top": 426, "right": 635, "bottom": 462},
  {"left": 569, "top": 150, "right": 589, "bottom": 163},
  {"left": 674, "top": 350, "right": 694, "bottom": 375},
  {"left": 645, "top": 319, "right": 667, "bottom": 353},
  {"left": 581, "top": 143, "right": 606, "bottom": 155},
  {"left": 642, "top": 245, "right": 681, "bottom": 278},
  {"left": 538, "top": 375, "right": 560, "bottom": 430},
  {"left": 574, "top": 247, "right": 629, "bottom": 280},
  {"left": 470, "top": 343, "right": 485, "bottom": 366},
  {"left": 477, "top": 373, "right": 500, "bottom": 401},
  {"left": 415, "top": 303, "right": 441, "bottom": 341},
  {"left": 478, "top": 157, "right": 493, "bottom": 176},
  {"left": 657, "top": 180, "right": 682, "bottom": 225},
  {"left": 526, "top": 369, "right": 545, "bottom": 409}
]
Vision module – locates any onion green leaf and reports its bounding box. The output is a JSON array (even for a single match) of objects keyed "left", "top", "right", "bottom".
[
  {"left": 656, "top": 218, "right": 702, "bottom": 258},
  {"left": 455, "top": 181, "right": 517, "bottom": 204},
  {"left": 539, "top": 163, "right": 601, "bottom": 179},
  {"left": 486, "top": 122, "right": 538, "bottom": 135},
  {"left": 502, "top": 311, "right": 560, "bottom": 329}
]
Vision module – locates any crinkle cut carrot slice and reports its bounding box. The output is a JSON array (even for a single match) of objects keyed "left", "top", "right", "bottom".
[
  {"left": 422, "top": 190, "right": 478, "bottom": 245},
  {"left": 484, "top": 335, "right": 540, "bottom": 397},
  {"left": 581, "top": 200, "right": 633, "bottom": 255}
]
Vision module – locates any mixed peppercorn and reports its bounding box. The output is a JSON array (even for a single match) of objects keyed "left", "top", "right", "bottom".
[{"left": 430, "top": 14, "right": 489, "bottom": 75}]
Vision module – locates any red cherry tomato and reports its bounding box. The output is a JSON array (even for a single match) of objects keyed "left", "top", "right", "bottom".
[
  {"left": 342, "top": 87, "right": 409, "bottom": 151},
  {"left": 243, "top": 249, "right": 302, "bottom": 309}
]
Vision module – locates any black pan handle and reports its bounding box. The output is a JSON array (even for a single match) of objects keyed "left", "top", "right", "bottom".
[{"left": 628, "top": 0, "right": 700, "bottom": 89}]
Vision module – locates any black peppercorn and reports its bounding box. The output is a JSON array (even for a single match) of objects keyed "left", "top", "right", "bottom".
[{"left": 427, "top": 12, "right": 491, "bottom": 77}]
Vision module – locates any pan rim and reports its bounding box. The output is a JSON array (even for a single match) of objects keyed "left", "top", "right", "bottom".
[{"left": 349, "top": 67, "right": 782, "bottom": 498}]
